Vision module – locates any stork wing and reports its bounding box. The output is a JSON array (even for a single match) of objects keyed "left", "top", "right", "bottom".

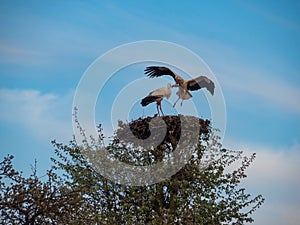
[
  {"left": 144, "top": 66, "right": 177, "bottom": 81},
  {"left": 187, "top": 76, "right": 215, "bottom": 95},
  {"left": 141, "top": 95, "right": 161, "bottom": 106}
]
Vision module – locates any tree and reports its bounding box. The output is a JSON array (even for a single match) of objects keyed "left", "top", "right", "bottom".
[
  {"left": 0, "top": 115, "right": 264, "bottom": 224},
  {"left": 0, "top": 156, "right": 95, "bottom": 224},
  {"left": 51, "top": 115, "right": 264, "bottom": 224}
]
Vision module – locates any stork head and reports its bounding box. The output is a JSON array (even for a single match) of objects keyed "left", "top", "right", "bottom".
[
  {"left": 166, "top": 83, "right": 172, "bottom": 99},
  {"left": 175, "top": 76, "right": 184, "bottom": 86}
]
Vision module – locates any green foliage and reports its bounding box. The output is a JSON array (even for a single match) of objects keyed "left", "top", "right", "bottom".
[
  {"left": 0, "top": 155, "right": 96, "bottom": 224},
  {"left": 51, "top": 116, "right": 264, "bottom": 224},
  {"left": 0, "top": 116, "right": 264, "bottom": 224}
]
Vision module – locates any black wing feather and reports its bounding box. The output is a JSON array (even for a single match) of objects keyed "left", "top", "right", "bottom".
[
  {"left": 141, "top": 95, "right": 161, "bottom": 106},
  {"left": 144, "top": 66, "right": 177, "bottom": 80},
  {"left": 187, "top": 76, "right": 215, "bottom": 95}
]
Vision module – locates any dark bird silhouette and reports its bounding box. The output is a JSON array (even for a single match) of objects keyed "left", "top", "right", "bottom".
[
  {"left": 141, "top": 83, "right": 172, "bottom": 116},
  {"left": 145, "top": 66, "right": 215, "bottom": 107}
]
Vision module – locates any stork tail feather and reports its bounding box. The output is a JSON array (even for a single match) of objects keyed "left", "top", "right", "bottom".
[{"left": 141, "top": 96, "right": 160, "bottom": 106}]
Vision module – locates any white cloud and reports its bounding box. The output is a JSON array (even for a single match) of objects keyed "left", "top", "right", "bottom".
[
  {"left": 0, "top": 88, "right": 73, "bottom": 142},
  {"left": 245, "top": 143, "right": 300, "bottom": 184},
  {"left": 223, "top": 139, "right": 300, "bottom": 225}
]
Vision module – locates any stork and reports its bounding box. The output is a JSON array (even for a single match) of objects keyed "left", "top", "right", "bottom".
[
  {"left": 141, "top": 83, "right": 172, "bottom": 116},
  {"left": 145, "top": 66, "right": 215, "bottom": 107}
]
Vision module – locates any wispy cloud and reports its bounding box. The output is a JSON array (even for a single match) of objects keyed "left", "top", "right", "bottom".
[
  {"left": 0, "top": 88, "right": 73, "bottom": 142},
  {"left": 0, "top": 45, "right": 44, "bottom": 65},
  {"left": 0, "top": 45, "right": 40, "bottom": 56},
  {"left": 238, "top": 0, "right": 300, "bottom": 34},
  {"left": 219, "top": 66, "right": 300, "bottom": 114}
]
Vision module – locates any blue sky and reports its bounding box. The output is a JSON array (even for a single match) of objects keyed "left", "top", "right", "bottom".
[{"left": 0, "top": 0, "right": 299, "bottom": 224}]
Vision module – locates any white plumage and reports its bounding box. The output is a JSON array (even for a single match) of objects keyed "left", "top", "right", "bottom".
[{"left": 141, "top": 83, "right": 172, "bottom": 116}]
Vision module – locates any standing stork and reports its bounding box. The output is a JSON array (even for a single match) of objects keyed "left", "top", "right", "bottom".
[
  {"left": 145, "top": 66, "right": 215, "bottom": 107},
  {"left": 141, "top": 83, "right": 172, "bottom": 116}
]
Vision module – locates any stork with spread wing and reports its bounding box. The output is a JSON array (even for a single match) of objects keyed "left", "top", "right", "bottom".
[{"left": 145, "top": 66, "right": 215, "bottom": 107}]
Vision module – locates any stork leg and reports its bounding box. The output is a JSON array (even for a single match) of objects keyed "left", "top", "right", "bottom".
[
  {"left": 159, "top": 103, "right": 164, "bottom": 116},
  {"left": 180, "top": 99, "right": 184, "bottom": 106},
  {"left": 173, "top": 97, "right": 180, "bottom": 107},
  {"left": 156, "top": 103, "right": 160, "bottom": 116}
]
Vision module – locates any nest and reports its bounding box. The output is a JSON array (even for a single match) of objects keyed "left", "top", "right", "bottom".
[{"left": 116, "top": 115, "right": 211, "bottom": 149}]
